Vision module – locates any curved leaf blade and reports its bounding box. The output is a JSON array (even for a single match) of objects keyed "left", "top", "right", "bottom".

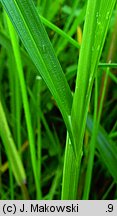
[{"left": 0, "top": 0, "right": 74, "bottom": 148}]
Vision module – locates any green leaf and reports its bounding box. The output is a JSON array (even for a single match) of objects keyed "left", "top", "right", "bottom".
[
  {"left": 0, "top": 101, "right": 26, "bottom": 185},
  {"left": 87, "top": 115, "right": 117, "bottom": 183},
  {"left": 62, "top": 0, "right": 116, "bottom": 199},
  {"left": 5, "top": 13, "right": 41, "bottom": 199},
  {"left": 0, "top": 31, "right": 37, "bottom": 72},
  {"left": 0, "top": 0, "right": 74, "bottom": 150},
  {"left": 39, "top": 14, "right": 80, "bottom": 49}
]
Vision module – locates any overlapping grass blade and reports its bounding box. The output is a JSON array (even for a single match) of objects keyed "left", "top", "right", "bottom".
[
  {"left": 87, "top": 115, "right": 117, "bottom": 183},
  {"left": 39, "top": 14, "right": 80, "bottom": 49},
  {"left": 0, "top": 31, "right": 37, "bottom": 71},
  {"left": 0, "top": 0, "right": 75, "bottom": 151},
  {"left": 0, "top": 101, "right": 26, "bottom": 186},
  {"left": 83, "top": 67, "right": 109, "bottom": 199},
  {"left": 1, "top": 0, "right": 116, "bottom": 199},
  {"left": 72, "top": 0, "right": 116, "bottom": 153},
  {"left": 5, "top": 13, "right": 42, "bottom": 199},
  {"left": 62, "top": 0, "right": 116, "bottom": 199},
  {"left": 55, "top": 3, "right": 87, "bottom": 56}
]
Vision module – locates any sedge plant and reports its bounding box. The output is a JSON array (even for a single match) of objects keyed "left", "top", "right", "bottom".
[{"left": 0, "top": 0, "right": 117, "bottom": 199}]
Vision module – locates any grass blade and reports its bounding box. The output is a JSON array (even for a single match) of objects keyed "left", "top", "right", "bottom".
[
  {"left": 5, "top": 13, "right": 41, "bottom": 199},
  {"left": 0, "top": 102, "right": 26, "bottom": 186},
  {"left": 0, "top": 31, "right": 37, "bottom": 72},
  {"left": 39, "top": 14, "right": 80, "bottom": 49},
  {"left": 87, "top": 115, "right": 117, "bottom": 183},
  {"left": 62, "top": 0, "right": 116, "bottom": 199},
  {"left": 83, "top": 66, "right": 110, "bottom": 199},
  {"left": 0, "top": 0, "right": 74, "bottom": 151}
]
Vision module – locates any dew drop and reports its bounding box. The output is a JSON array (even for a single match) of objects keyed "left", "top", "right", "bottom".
[
  {"left": 42, "top": 44, "right": 47, "bottom": 54},
  {"left": 68, "top": 115, "right": 71, "bottom": 123},
  {"left": 106, "top": 11, "right": 110, "bottom": 20},
  {"left": 36, "top": 75, "right": 42, "bottom": 80},
  {"left": 96, "top": 12, "right": 99, "bottom": 18},
  {"left": 97, "top": 21, "right": 101, "bottom": 26}
]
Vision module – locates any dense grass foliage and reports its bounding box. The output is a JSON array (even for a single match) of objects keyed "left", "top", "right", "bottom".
[{"left": 0, "top": 0, "right": 117, "bottom": 200}]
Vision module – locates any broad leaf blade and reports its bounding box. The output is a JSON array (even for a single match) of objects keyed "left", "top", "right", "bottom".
[{"left": 0, "top": 0, "right": 74, "bottom": 147}]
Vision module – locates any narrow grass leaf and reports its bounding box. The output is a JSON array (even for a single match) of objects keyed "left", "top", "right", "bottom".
[
  {"left": 0, "top": 31, "right": 37, "bottom": 72},
  {"left": 0, "top": 101, "right": 26, "bottom": 185},
  {"left": 39, "top": 14, "right": 80, "bottom": 49},
  {"left": 5, "top": 13, "right": 41, "bottom": 199},
  {"left": 62, "top": 0, "right": 116, "bottom": 199},
  {"left": 87, "top": 115, "right": 117, "bottom": 183}
]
